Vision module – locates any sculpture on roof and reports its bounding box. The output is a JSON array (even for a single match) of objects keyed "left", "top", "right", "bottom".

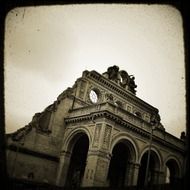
[
  {"left": 128, "top": 75, "right": 137, "bottom": 94},
  {"left": 103, "top": 65, "right": 137, "bottom": 94},
  {"left": 107, "top": 65, "right": 121, "bottom": 83},
  {"left": 119, "top": 70, "right": 129, "bottom": 88}
]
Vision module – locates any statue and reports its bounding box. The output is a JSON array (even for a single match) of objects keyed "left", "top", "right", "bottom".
[
  {"left": 180, "top": 131, "right": 186, "bottom": 141},
  {"left": 103, "top": 66, "right": 138, "bottom": 94},
  {"left": 150, "top": 114, "right": 161, "bottom": 127},
  {"left": 106, "top": 65, "right": 120, "bottom": 83},
  {"left": 128, "top": 75, "right": 137, "bottom": 94},
  {"left": 119, "top": 70, "right": 129, "bottom": 88}
]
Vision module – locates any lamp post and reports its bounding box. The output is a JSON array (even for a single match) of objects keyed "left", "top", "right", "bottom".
[{"left": 144, "top": 121, "right": 156, "bottom": 188}]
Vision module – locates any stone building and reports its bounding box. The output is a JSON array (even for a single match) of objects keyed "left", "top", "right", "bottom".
[{"left": 6, "top": 66, "right": 186, "bottom": 188}]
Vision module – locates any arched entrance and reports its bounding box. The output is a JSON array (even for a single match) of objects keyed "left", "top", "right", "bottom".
[
  {"left": 165, "top": 159, "right": 180, "bottom": 188},
  {"left": 107, "top": 140, "right": 136, "bottom": 188},
  {"left": 66, "top": 133, "right": 89, "bottom": 188},
  {"left": 137, "top": 150, "right": 160, "bottom": 189}
]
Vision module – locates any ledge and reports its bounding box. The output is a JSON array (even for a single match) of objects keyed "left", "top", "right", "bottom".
[{"left": 7, "top": 144, "right": 59, "bottom": 162}]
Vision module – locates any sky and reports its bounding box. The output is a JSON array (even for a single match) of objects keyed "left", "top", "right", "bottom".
[{"left": 4, "top": 4, "right": 186, "bottom": 138}]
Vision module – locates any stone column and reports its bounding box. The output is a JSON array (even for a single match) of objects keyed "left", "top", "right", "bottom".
[
  {"left": 124, "top": 162, "right": 140, "bottom": 186},
  {"left": 132, "top": 163, "right": 140, "bottom": 186},
  {"left": 152, "top": 170, "right": 160, "bottom": 184},
  {"left": 157, "top": 170, "right": 166, "bottom": 184},
  {"left": 56, "top": 151, "right": 71, "bottom": 186},
  {"left": 81, "top": 151, "right": 111, "bottom": 187},
  {"left": 124, "top": 162, "right": 133, "bottom": 186}
]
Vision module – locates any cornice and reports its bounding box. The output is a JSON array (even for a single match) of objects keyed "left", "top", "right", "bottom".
[
  {"left": 84, "top": 70, "right": 158, "bottom": 114},
  {"left": 7, "top": 144, "right": 59, "bottom": 162},
  {"left": 65, "top": 110, "right": 185, "bottom": 154}
]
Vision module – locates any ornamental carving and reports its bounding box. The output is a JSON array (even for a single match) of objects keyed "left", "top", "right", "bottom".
[
  {"left": 93, "top": 124, "right": 102, "bottom": 148},
  {"left": 103, "top": 65, "right": 137, "bottom": 94},
  {"left": 102, "top": 125, "right": 112, "bottom": 149}
]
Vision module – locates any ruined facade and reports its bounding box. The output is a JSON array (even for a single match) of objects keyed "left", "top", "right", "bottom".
[{"left": 6, "top": 66, "right": 186, "bottom": 188}]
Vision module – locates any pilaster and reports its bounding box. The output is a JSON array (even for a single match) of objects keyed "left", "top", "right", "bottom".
[
  {"left": 56, "top": 151, "right": 71, "bottom": 186},
  {"left": 81, "top": 150, "right": 111, "bottom": 187},
  {"left": 125, "top": 162, "right": 140, "bottom": 186}
]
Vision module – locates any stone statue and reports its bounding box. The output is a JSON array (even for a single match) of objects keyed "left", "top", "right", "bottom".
[
  {"left": 119, "top": 70, "right": 129, "bottom": 88},
  {"left": 128, "top": 75, "right": 137, "bottom": 94},
  {"left": 106, "top": 65, "right": 120, "bottom": 83},
  {"left": 103, "top": 66, "right": 138, "bottom": 94},
  {"left": 180, "top": 131, "right": 186, "bottom": 140},
  {"left": 150, "top": 114, "right": 161, "bottom": 127}
]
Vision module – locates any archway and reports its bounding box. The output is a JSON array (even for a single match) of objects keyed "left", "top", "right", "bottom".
[
  {"left": 66, "top": 133, "right": 89, "bottom": 188},
  {"left": 165, "top": 159, "right": 180, "bottom": 188},
  {"left": 137, "top": 150, "right": 160, "bottom": 189},
  {"left": 107, "top": 140, "right": 136, "bottom": 188}
]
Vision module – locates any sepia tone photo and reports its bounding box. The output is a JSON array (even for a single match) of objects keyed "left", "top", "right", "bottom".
[{"left": 3, "top": 3, "right": 188, "bottom": 190}]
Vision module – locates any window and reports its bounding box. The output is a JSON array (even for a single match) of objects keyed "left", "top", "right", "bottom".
[{"left": 89, "top": 90, "right": 98, "bottom": 103}]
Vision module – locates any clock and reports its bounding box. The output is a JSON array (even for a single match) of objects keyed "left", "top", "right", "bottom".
[{"left": 89, "top": 90, "right": 98, "bottom": 103}]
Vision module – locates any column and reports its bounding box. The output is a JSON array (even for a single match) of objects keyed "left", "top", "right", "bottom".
[
  {"left": 152, "top": 170, "right": 161, "bottom": 185},
  {"left": 81, "top": 151, "right": 111, "bottom": 187},
  {"left": 124, "top": 162, "right": 140, "bottom": 186},
  {"left": 157, "top": 170, "right": 166, "bottom": 184},
  {"left": 132, "top": 163, "right": 140, "bottom": 186},
  {"left": 56, "top": 151, "right": 71, "bottom": 186},
  {"left": 124, "top": 162, "right": 134, "bottom": 186}
]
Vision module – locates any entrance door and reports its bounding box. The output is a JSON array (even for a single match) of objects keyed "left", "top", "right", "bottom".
[
  {"left": 107, "top": 142, "right": 128, "bottom": 187},
  {"left": 166, "top": 159, "right": 180, "bottom": 189},
  {"left": 137, "top": 151, "right": 158, "bottom": 189},
  {"left": 66, "top": 134, "right": 89, "bottom": 188}
]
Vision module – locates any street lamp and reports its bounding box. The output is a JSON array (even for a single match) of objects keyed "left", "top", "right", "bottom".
[{"left": 144, "top": 119, "right": 156, "bottom": 188}]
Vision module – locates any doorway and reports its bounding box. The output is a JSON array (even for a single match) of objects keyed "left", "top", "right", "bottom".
[
  {"left": 66, "top": 134, "right": 89, "bottom": 188},
  {"left": 107, "top": 142, "right": 129, "bottom": 187}
]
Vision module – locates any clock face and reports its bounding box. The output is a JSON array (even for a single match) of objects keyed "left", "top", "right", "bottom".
[{"left": 89, "top": 90, "right": 98, "bottom": 103}]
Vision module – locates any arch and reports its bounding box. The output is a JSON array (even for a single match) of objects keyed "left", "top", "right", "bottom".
[
  {"left": 107, "top": 142, "right": 129, "bottom": 187},
  {"left": 65, "top": 132, "right": 89, "bottom": 188},
  {"left": 110, "top": 132, "right": 139, "bottom": 162},
  {"left": 61, "top": 126, "right": 92, "bottom": 152},
  {"left": 137, "top": 146, "right": 162, "bottom": 188},
  {"left": 164, "top": 155, "right": 182, "bottom": 187},
  {"left": 139, "top": 145, "right": 163, "bottom": 169},
  {"left": 164, "top": 155, "right": 181, "bottom": 177}
]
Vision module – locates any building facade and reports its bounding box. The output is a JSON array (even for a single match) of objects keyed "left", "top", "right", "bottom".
[{"left": 6, "top": 66, "right": 186, "bottom": 188}]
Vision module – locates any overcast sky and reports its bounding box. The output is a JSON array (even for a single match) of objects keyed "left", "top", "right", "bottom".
[{"left": 4, "top": 4, "right": 186, "bottom": 138}]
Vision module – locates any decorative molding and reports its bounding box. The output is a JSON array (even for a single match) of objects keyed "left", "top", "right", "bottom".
[
  {"left": 65, "top": 110, "right": 185, "bottom": 154},
  {"left": 85, "top": 70, "right": 158, "bottom": 114},
  {"left": 93, "top": 124, "right": 102, "bottom": 148},
  {"left": 102, "top": 125, "right": 112, "bottom": 150},
  {"left": 88, "top": 150, "right": 111, "bottom": 160}
]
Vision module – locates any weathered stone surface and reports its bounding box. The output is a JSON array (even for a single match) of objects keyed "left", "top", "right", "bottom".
[{"left": 6, "top": 66, "right": 186, "bottom": 188}]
